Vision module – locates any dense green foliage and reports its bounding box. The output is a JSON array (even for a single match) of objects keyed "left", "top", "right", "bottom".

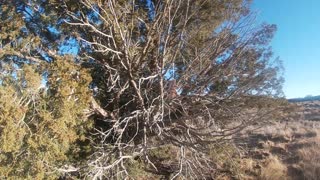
[
  {"left": 0, "top": 58, "right": 92, "bottom": 178},
  {"left": 0, "top": 0, "right": 285, "bottom": 179}
]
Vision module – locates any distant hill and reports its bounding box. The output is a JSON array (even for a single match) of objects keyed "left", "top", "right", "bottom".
[{"left": 288, "top": 95, "right": 320, "bottom": 102}]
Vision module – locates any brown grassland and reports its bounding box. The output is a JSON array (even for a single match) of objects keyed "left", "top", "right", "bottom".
[{"left": 231, "top": 100, "right": 320, "bottom": 180}]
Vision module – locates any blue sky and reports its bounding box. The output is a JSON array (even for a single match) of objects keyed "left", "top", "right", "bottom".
[{"left": 252, "top": 0, "right": 320, "bottom": 98}]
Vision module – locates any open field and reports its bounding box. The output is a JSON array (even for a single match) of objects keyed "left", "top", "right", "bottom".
[{"left": 233, "top": 101, "right": 320, "bottom": 179}]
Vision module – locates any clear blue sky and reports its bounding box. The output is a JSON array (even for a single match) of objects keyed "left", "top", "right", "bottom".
[{"left": 252, "top": 0, "right": 320, "bottom": 98}]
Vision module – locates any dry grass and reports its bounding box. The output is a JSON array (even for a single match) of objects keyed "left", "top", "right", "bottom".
[
  {"left": 297, "top": 143, "right": 320, "bottom": 180},
  {"left": 259, "top": 155, "right": 287, "bottom": 180},
  {"left": 234, "top": 101, "right": 320, "bottom": 179}
]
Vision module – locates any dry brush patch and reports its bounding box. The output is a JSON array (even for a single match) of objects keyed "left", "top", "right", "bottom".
[
  {"left": 234, "top": 102, "right": 320, "bottom": 180},
  {"left": 296, "top": 143, "right": 320, "bottom": 180},
  {"left": 259, "top": 155, "right": 288, "bottom": 180}
]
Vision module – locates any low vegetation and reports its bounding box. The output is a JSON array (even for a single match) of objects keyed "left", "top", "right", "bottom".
[{"left": 232, "top": 101, "right": 320, "bottom": 179}]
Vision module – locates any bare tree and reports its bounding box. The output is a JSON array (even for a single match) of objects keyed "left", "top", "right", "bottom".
[
  {"left": 0, "top": 0, "right": 285, "bottom": 179},
  {"left": 47, "top": 0, "right": 287, "bottom": 178}
]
